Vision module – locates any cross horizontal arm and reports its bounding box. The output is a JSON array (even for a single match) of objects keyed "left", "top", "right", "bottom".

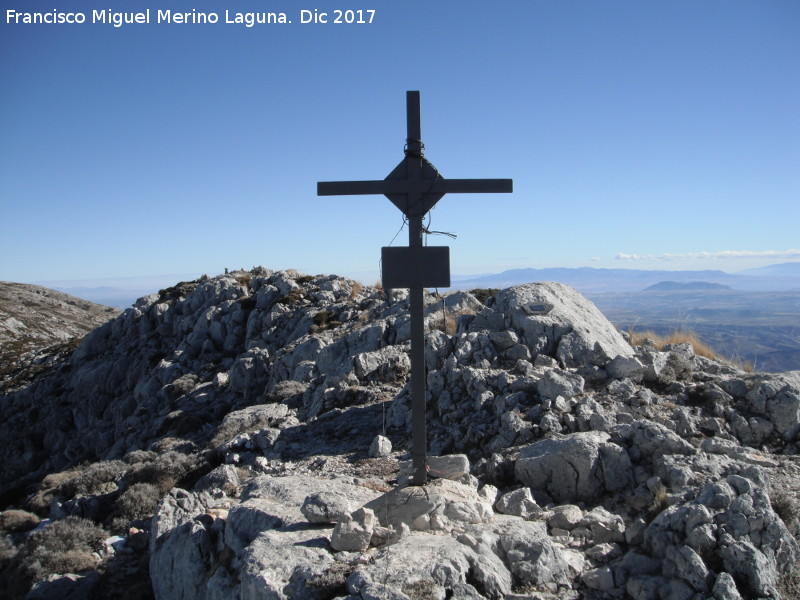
[
  {"left": 317, "top": 178, "right": 513, "bottom": 197},
  {"left": 317, "top": 181, "right": 408, "bottom": 196},
  {"left": 440, "top": 179, "right": 513, "bottom": 194}
]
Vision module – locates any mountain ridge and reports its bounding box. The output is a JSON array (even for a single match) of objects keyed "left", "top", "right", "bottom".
[{"left": 0, "top": 281, "right": 120, "bottom": 388}]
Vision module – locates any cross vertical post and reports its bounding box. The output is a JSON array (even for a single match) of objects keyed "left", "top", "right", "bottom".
[
  {"left": 317, "top": 91, "right": 512, "bottom": 487},
  {"left": 405, "top": 92, "right": 427, "bottom": 485}
]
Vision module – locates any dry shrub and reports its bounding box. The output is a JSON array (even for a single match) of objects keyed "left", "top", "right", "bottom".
[
  {"left": 115, "top": 483, "right": 161, "bottom": 523},
  {"left": 58, "top": 460, "right": 128, "bottom": 497},
  {"left": 124, "top": 450, "right": 157, "bottom": 465},
  {"left": 779, "top": 564, "right": 800, "bottom": 600},
  {"left": 19, "top": 516, "right": 107, "bottom": 583},
  {"left": 647, "top": 482, "right": 669, "bottom": 522},
  {"left": 0, "top": 535, "right": 17, "bottom": 565},
  {"left": 234, "top": 272, "right": 252, "bottom": 287},
  {"left": 308, "top": 562, "right": 353, "bottom": 595},
  {"left": 128, "top": 451, "right": 196, "bottom": 494},
  {"left": 0, "top": 509, "right": 40, "bottom": 533},
  {"left": 429, "top": 312, "right": 458, "bottom": 336},
  {"left": 771, "top": 489, "right": 800, "bottom": 531},
  {"left": 629, "top": 327, "right": 753, "bottom": 372},
  {"left": 349, "top": 281, "right": 363, "bottom": 299},
  {"left": 403, "top": 580, "right": 440, "bottom": 600},
  {"left": 40, "top": 469, "right": 82, "bottom": 491},
  {"left": 469, "top": 288, "right": 500, "bottom": 305}
]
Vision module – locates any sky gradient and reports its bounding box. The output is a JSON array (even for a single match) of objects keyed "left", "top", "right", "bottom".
[{"left": 2, "top": 0, "right": 798, "bottom": 289}]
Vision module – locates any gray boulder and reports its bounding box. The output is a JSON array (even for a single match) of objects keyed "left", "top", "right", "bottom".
[
  {"left": 301, "top": 490, "right": 356, "bottom": 524},
  {"left": 331, "top": 507, "right": 376, "bottom": 552},
  {"left": 463, "top": 516, "right": 572, "bottom": 587},
  {"left": 495, "top": 487, "right": 540, "bottom": 520},
  {"left": 515, "top": 431, "right": 634, "bottom": 502},
  {"left": 537, "top": 369, "right": 585, "bottom": 401},
  {"left": 494, "top": 282, "right": 634, "bottom": 367},
  {"left": 368, "top": 434, "right": 392, "bottom": 458},
  {"left": 239, "top": 527, "right": 334, "bottom": 600},
  {"left": 746, "top": 371, "right": 800, "bottom": 440},
  {"left": 348, "top": 533, "right": 507, "bottom": 598},
  {"left": 365, "top": 478, "right": 493, "bottom": 533}
]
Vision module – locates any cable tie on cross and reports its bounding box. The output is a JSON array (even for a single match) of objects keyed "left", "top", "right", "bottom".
[{"left": 404, "top": 138, "right": 425, "bottom": 158}]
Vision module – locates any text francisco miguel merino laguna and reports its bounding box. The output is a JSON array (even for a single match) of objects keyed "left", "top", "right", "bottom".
[{"left": 6, "top": 8, "right": 377, "bottom": 27}]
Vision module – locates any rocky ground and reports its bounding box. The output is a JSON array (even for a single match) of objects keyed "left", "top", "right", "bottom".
[
  {"left": 0, "top": 281, "right": 120, "bottom": 392},
  {"left": 0, "top": 268, "right": 798, "bottom": 599}
]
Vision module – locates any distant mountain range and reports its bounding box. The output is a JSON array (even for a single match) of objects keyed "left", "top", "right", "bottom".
[
  {"left": 35, "top": 263, "right": 800, "bottom": 307},
  {"left": 451, "top": 262, "right": 800, "bottom": 293},
  {"left": 642, "top": 281, "right": 731, "bottom": 292}
]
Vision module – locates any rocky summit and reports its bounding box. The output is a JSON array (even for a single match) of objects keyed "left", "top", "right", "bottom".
[{"left": 0, "top": 268, "right": 799, "bottom": 600}]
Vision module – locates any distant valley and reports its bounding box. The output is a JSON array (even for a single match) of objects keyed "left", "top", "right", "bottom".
[
  {"left": 588, "top": 289, "right": 800, "bottom": 373},
  {"left": 451, "top": 263, "right": 800, "bottom": 373}
]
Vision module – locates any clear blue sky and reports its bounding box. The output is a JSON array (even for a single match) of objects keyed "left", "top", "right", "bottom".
[{"left": 2, "top": 0, "right": 798, "bottom": 289}]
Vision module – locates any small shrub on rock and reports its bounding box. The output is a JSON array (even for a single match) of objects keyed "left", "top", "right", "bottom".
[
  {"left": 771, "top": 489, "right": 800, "bottom": 531},
  {"left": 308, "top": 562, "right": 353, "bottom": 595},
  {"left": 469, "top": 288, "right": 500, "bottom": 306}
]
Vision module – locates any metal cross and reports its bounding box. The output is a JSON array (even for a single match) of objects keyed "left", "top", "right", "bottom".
[{"left": 318, "top": 91, "right": 512, "bottom": 485}]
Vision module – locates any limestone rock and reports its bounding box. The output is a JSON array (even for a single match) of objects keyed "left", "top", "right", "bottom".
[
  {"left": 348, "top": 533, "right": 503, "bottom": 597},
  {"left": 3, "top": 269, "right": 800, "bottom": 600},
  {"left": 301, "top": 490, "right": 355, "bottom": 524},
  {"left": 239, "top": 527, "right": 334, "bottom": 600},
  {"left": 537, "top": 368, "right": 585, "bottom": 401},
  {"left": 746, "top": 371, "right": 800, "bottom": 440},
  {"left": 547, "top": 504, "right": 584, "bottom": 531},
  {"left": 494, "top": 282, "right": 635, "bottom": 367},
  {"left": 368, "top": 434, "right": 392, "bottom": 458},
  {"left": 719, "top": 537, "right": 777, "bottom": 597},
  {"left": 194, "top": 464, "right": 240, "bottom": 493},
  {"left": 364, "top": 478, "right": 493, "bottom": 533},
  {"left": 579, "top": 506, "right": 625, "bottom": 544},
  {"left": 397, "top": 454, "right": 470, "bottom": 485},
  {"left": 495, "top": 487, "right": 541, "bottom": 520},
  {"left": 331, "top": 507, "right": 376, "bottom": 552},
  {"left": 515, "top": 431, "right": 634, "bottom": 502},
  {"left": 463, "top": 516, "right": 572, "bottom": 587}
]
